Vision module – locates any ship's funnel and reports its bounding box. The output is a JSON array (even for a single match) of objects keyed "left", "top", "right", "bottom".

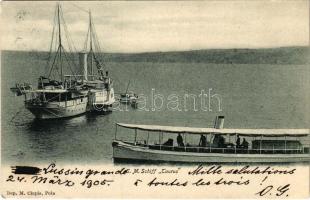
[
  {"left": 214, "top": 116, "right": 225, "bottom": 129},
  {"left": 79, "top": 52, "right": 88, "bottom": 81}
]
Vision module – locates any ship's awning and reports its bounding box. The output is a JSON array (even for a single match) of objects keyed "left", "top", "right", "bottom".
[
  {"left": 28, "top": 89, "right": 68, "bottom": 93},
  {"left": 116, "top": 123, "right": 310, "bottom": 137}
]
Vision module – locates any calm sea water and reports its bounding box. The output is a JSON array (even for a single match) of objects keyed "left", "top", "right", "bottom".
[{"left": 1, "top": 51, "right": 310, "bottom": 165}]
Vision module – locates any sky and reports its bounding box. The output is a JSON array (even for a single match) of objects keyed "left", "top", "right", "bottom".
[{"left": 1, "top": 1, "right": 309, "bottom": 53}]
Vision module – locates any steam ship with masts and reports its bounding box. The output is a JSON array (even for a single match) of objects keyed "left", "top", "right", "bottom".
[
  {"left": 82, "top": 10, "right": 115, "bottom": 112},
  {"left": 10, "top": 4, "right": 115, "bottom": 119}
]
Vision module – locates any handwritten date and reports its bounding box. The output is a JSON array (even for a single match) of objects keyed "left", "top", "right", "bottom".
[{"left": 80, "top": 179, "right": 114, "bottom": 188}]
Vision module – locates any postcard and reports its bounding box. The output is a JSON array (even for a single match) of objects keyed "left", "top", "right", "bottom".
[{"left": 1, "top": 0, "right": 309, "bottom": 198}]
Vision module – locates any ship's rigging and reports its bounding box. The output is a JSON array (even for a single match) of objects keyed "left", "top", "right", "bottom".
[
  {"left": 10, "top": 3, "right": 116, "bottom": 120},
  {"left": 46, "top": 3, "right": 106, "bottom": 83},
  {"left": 46, "top": 4, "right": 79, "bottom": 83},
  {"left": 83, "top": 11, "right": 106, "bottom": 80}
]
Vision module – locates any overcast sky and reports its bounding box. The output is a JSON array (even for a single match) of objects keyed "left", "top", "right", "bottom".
[{"left": 1, "top": 1, "right": 309, "bottom": 53}]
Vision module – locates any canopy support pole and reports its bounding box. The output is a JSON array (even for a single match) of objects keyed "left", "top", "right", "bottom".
[
  {"left": 159, "top": 132, "right": 162, "bottom": 150},
  {"left": 252, "top": 136, "right": 254, "bottom": 153},
  {"left": 234, "top": 134, "right": 236, "bottom": 154},
  {"left": 184, "top": 133, "right": 187, "bottom": 152},
  {"left": 147, "top": 131, "right": 149, "bottom": 145},
  {"left": 296, "top": 136, "right": 297, "bottom": 154},
  {"left": 260, "top": 135, "right": 262, "bottom": 154},
  {"left": 65, "top": 93, "right": 67, "bottom": 107},
  {"left": 162, "top": 132, "right": 164, "bottom": 144},
  {"left": 134, "top": 128, "right": 137, "bottom": 143},
  {"left": 284, "top": 136, "right": 287, "bottom": 154},
  {"left": 114, "top": 124, "right": 117, "bottom": 139},
  {"left": 209, "top": 133, "right": 212, "bottom": 153}
]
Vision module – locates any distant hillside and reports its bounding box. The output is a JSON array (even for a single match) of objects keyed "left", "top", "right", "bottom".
[
  {"left": 2, "top": 46, "right": 310, "bottom": 64},
  {"left": 103, "top": 46, "right": 310, "bottom": 64}
]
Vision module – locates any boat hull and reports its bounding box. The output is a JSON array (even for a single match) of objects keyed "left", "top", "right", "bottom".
[
  {"left": 90, "top": 103, "right": 113, "bottom": 112},
  {"left": 112, "top": 141, "right": 310, "bottom": 164},
  {"left": 88, "top": 88, "right": 115, "bottom": 112},
  {"left": 25, "top": 97, "right": 88, "bottom": 119}
]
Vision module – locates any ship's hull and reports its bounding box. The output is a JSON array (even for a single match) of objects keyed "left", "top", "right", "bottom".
[
  {"left": 25, "top": 97, "right": 88, "bottom": 119},
  {"left": 112, "top": 141, "right": 310, "bottom": 164},
  {"left": 88, "top": 88, "right": 115, "bottom": 112},
  {"left": 91, "top": 103, "right": 113, "bottom": 112}
]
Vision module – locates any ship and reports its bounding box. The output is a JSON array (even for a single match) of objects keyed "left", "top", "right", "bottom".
[
  {"left": 112, "top": 116, "right": 310, "bottom": 163},
  {"left": 10, "top": 4, "right": 115, "bottom": 119},
  {"left": 72, "top": 11, "right": 115, "bottom": 113},
  {"left": 119, "top": 81, "right": 138, "bottom": 108}
]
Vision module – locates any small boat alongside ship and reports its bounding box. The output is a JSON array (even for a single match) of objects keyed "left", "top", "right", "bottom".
[
  {"left": 119, "top": 93, "right": 138, "bottom": 107},
  {"left": 112, "top": 116, "right": 310, "bottom": 163},
  {"left": 10, "top": 4, "right": 115, "bottom": 119},
  {"left": 118, "top": 81, "right": 138, "bottom": 108}
]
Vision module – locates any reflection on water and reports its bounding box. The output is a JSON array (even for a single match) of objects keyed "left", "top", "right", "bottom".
[
  {"left": 27, "top": 115, "right": 89, "bottom": 132},
  {"left": 4, "top": 111, "right": 116, "bottom": 165}
]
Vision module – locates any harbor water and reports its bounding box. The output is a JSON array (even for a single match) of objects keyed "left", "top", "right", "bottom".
[{"left": 1, "top": 51, "right": 310, "bottom": 164}]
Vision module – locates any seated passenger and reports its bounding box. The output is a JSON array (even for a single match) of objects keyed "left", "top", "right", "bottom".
[
  {"left": 212, "top": 135, "right": 226, "bottom": 148},
  {"left": 163, "top": 138, "right": 173, "bottom": 146},
  {"left": 241, "top": 138, "right": 249, "bottom": 149},
  {"left": 218, "top": 135, "right": 225, "bottom": 148}
]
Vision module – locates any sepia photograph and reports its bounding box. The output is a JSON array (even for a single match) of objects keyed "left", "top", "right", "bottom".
[{"left": 1, "top": 0, "right": 309, "bottom": 198}]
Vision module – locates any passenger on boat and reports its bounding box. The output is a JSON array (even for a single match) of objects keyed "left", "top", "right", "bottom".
[
  {"left": 177, "top": 134, "right": 184, "bottom": 147},
  {"left": 236, "top": 135, "right": 241, "bottom": 148},
  {"left": 213, "top": 135, "right": 226, "bottom": 148},
  {"left": 241, "top": 138, "right": 249, "bottom": 149},
  {"left": 163, "top": 138, "right": 173, "bottom": 146},
  {"left": 218, "top": 135, "right": 225, "bottom": 148},
  {"left": 199, "top": 134, "right": 207, "bottom": 147}
]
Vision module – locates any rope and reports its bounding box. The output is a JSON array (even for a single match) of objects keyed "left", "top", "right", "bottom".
[
  {"left": 48, "top": 46, "right": 60, "bottom": 78},
  {"left": 69, "top": 2, "right": 89, "bottom": 14},
  {"left": 43, "top": 107, "right": 63, "bottom": 118},
  {"left": 10, "top": 106, "right": 33, "bottom": 126},
  {"left": 83, "top": 25, "right": 90, "bottom": 51},
  {"left": 90, "top": 19, "right": 109, "bottom": 73},
  {"left": 60, "top": 7, "right": 79, "bottom": 57},
  {"left": 49, "top": 5, "right": 81, "bottom": 80},
  {"left": 46, "top": 6, "right": 57, "bottom": 70},
  {"left": 60, "top": 7, "right": 77, "bottom": 53},
  {"left": 10, "top": 105, "right": 27, "bottom": 123},
  {"left": 62, "top": 48, "right": 78, "bottom": 80}
]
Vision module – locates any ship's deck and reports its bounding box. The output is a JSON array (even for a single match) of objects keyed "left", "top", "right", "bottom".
[{"left": 122, "top": 141, "right": 309, "bottom": 155}]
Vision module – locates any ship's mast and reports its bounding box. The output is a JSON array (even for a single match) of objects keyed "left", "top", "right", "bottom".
[
  {"left": 89, "top": 10, "right": 93, "bottom": 79},
  {"left": 47, "top": 3, "right": 78, "bottom": 83},
  {"left": 82, "top": 9, "right": 106, "bottom": 80},
  {"left": 58, "top": 4, "right": 63, "bottom": 83}
]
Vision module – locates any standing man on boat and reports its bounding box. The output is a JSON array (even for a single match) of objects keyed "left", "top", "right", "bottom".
[
  {"left": 199, "top": 134, "right": 207, "bottom": 147},
  {"left": 177, "top": 133, "right": 184, "bottom": 147},
  {"left": 236, "top": 135, "right": 241, "bottom": 148}
]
